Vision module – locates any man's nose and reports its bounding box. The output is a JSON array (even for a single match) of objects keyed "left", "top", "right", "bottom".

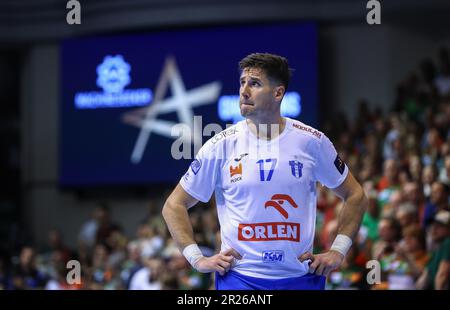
[{"left": 240, "top": 84, "right": 250, "bottom": 99}]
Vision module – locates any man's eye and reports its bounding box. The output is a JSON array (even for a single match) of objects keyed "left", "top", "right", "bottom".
[{"left": 252, "top": 81, "right": 260, "bottom": 86}]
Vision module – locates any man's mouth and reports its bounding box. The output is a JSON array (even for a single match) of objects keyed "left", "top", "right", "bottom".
[{"left": 240, "top": 102, "right": 254, "bottom": 106}]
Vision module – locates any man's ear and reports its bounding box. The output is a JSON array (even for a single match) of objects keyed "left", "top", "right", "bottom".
[{"left": 274, "top": 85, "right": 285, "bottom": 101}]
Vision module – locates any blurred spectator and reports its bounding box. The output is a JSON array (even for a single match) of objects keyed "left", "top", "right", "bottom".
[
  {"left": 95, "top": 205, "right": 121, "bottom": 246},
  {"left": 129, "top": 257, "right": 163, "bottom": 290},
  {"left": 423, "top": 182, "right": 450, "bottom": 228},
  {"left": 397, "top": 225, "right": 429, "bottom": 277},
  {"left": 439, "top": 154, "right": 450, "bottom": 185},
  {"left": 78, "top": 206, "right": 104, "bottom": 249},
  {"left": 408, "top": 155, "right": 423, "bottom": 183},
  {"left": 136, "top": 223, "right": 164, "bottom": 259},
  {"left": 402, "top": 181, "right": 426, "bottom": 225},
  {"left": 376, "top": 224, "right": 430, "bottom": 289},
  {"left": 383, "top": 115, "right": 402, "bottom": 161},
  {"left": 396, "top": 203, "right": 418, "bottom": 230},
  {"left": 422, "top": 164, "right": 438, "bottom": 199},
  {"left": 39, "top": 229, "right": 72, "bottom": 265},
  {"left": 373, "top": 217, "right": 402, "bottom": 260},
  {"left": 105, "top": 227, "right": 127, "bottom": 270},
  {"left": 422, "top": 128, "right": 444, "bottom": 165},
  {"left": 120, "top": 240, "right": 143, "bottom": 289},
  {"left": 377, "top": 159, "right": 400, "bottom": 193},
  {"left": 434, "top": 49, "right": 450, "bottom": 97},
  {"left": 86, "top": 243, "right": 115, "bottom": 289},
  {"left": 416, "top": 210, "right": 450, "bottom": 289},
  {"left": 11, "top": 246, "right": 47, "bottom": 289},
  {"left": 380, "top": 190, "right": 403, "bottom": 219}
]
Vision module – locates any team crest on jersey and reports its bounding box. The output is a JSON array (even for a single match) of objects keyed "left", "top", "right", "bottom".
[
  {"left": 230, "top": 162, "right": 243, "bottom": 183},
  {"left": 289, "top": 160, "right": 303, "bottom": 178},
  {"left": 190, "top": 159, "right": 202, "bottom": 175}
]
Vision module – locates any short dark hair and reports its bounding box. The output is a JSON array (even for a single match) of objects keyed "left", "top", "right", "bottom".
[{"left": 239, "top": 53, "right": 293, "bottom": 89}]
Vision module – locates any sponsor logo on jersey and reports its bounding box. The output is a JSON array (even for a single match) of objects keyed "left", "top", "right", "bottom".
[
  {"left": 238, "top": 222, "right": 300, "bottom": 242},
  {"left": 264, "top": 194, "right": 299, "bottom": 219},
  {"left": 289, "top": 160, "right": 303, "bottom": 178},
  {"left": 190, "top": 159, "right": 202, "bottom": 175},
  {"left": 230, "top": 162, "right": 243, "bottom": 183},
  {"left": 334, "top": 155, "right": 345, "bottom": 175},
  {"left": 262, "top": 250, "right": 284, "bottom": 263},
  {"left": 211, "top": 127, "right": 238, "bottom": 144},
  {"left": 292, "top": 123, "right": 321, "bottom": 139}
]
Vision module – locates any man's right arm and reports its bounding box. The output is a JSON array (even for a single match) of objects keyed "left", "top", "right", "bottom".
[
  {"left": 162, "top": 183, "right": 199, "bottom": 250},
  {"left": 162, "top": 184, "right": 241, "bottom": 275}
]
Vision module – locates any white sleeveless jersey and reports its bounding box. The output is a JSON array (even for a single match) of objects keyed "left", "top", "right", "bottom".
[{"left": 180, "top": 117, "right": 348, "bottom": 279}]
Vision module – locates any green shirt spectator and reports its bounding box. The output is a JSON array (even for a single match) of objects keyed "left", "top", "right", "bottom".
[{"left": 427, "top": 237, "right": 450, "bottom": 289}]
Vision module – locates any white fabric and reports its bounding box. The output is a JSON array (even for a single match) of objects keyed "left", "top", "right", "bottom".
[
  {"left": 180, "top": 118, "right": 348, "bottom": 279},
  {"left": 129, "top": 267, "right": 162, "bottom": 290}
]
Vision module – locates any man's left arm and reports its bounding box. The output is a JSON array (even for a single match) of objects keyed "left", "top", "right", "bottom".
[
  {"left": 435, "top": 260, "right": 450, "bottom": 290},
  {"left": 332, "top": 171, "right": 368, "bottom": 240},
  {"left": 435, "top": 240, "right": 450, "bottom": 290},
  {"left": 300, "top": 172, "right": 368, "bottom": 276}
]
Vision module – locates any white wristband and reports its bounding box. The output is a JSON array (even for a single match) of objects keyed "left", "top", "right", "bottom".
[
  {"left": 182, "top": 244, "right": 204, "bottom": 269},
  {"left": 330, "top": 234, "right": 352, "bottom": 257}
]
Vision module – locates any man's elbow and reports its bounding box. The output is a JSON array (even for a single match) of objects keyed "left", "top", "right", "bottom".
[{"left": 162, "top": 198, "right": 176, "bottom": 221}]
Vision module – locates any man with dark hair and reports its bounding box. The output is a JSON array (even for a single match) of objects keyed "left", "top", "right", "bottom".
[
  {"left": 162, "top": 52, "right": 368, "bottom": 290},
  {"left": 238, "top": 53, "right": 293, "bottom": 89},
  {"left": 424, "top": 181, "right": 449, "bottom": 227},
  {"left": 416, "top": 210, "right": 450, "bottom": 289}
]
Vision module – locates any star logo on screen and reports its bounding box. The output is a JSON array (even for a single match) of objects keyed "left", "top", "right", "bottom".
[{"left": 122, "top": 56, "right": 222, "bottom": 164}]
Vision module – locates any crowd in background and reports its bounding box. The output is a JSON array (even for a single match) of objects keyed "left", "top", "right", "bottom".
[{"left": 0, "top": 48, "right": 449, "bottom": 290}]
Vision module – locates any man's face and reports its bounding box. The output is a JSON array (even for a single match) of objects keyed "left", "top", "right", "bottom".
[
  {"left": 239, "top": 67, "right": 284, "bottom": 121},
  {"left": 422, "top": 166, "right": 435, "bottom": 184},
  {"left": 404, "top": 183, "right": 420, "bottom": 203},
  {"left": 445, "top": 156, "right": 450, "bottom": 178},
  {"left": 378, "top": 220, "right": 394, "bottom": 242},
  {"left": 384, "top": 159, "right": 397, "bottom": 180},
  {"left": 431, "top": 223, "right": 450, "bottom": 242},
  {"left": 430, "top": 182, "right": 444, "bottom": 204}
]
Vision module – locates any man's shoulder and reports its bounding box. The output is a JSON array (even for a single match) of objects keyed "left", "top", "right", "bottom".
[{"left": 288, "top": 118, "right": 323, "bottom": 141}]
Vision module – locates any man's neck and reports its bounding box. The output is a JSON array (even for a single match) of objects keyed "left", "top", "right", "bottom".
[{"left": 246, "top": 117, "right": 286, "bottom": 140}]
